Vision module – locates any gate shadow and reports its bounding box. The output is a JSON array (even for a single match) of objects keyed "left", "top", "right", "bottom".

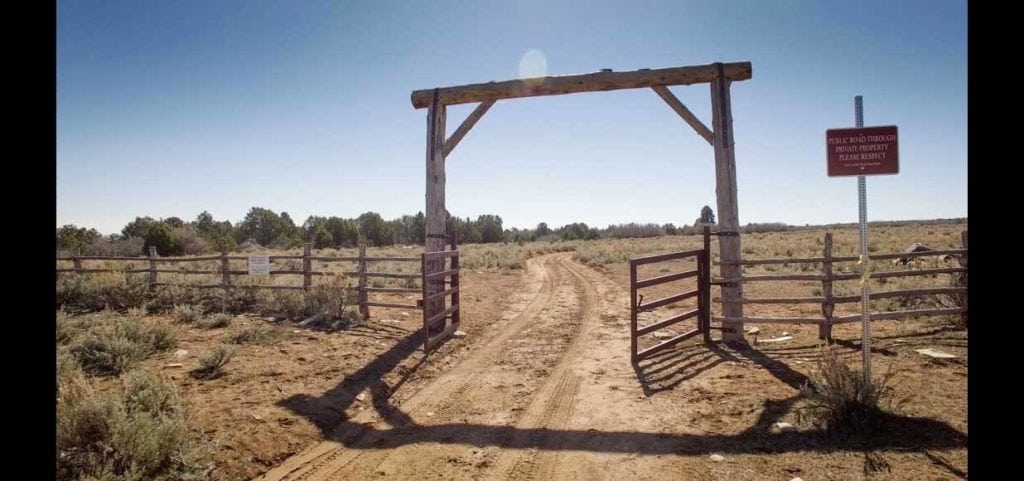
[{"left": 278, "top": 331, "right": 967, "bottom": 459}]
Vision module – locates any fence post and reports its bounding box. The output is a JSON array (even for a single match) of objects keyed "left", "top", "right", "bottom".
[
  {"left": 819, "top": 232, "right": 835, "bottom": 341},
  {"left": 148, "top": 246, "right": 158, "bottom": 292},
  {"left": 73, "top": 249, "right": 83, "bottom": 274},
  {"left": 303, "top": 242, "right": 312, "bottom": 292},
  {"left": 959, "top": 230, "right": 968, "bottom": 328},
  {"left": 358, "top": 243, "right": 369, "bottom": 320},
  {"left": 450, "top": 233, "right": 460, "bottom": 326}
]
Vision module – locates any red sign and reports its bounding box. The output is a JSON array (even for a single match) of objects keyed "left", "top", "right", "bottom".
[{"left": 826, "top": 126, "right": 899, "bottom": 176}]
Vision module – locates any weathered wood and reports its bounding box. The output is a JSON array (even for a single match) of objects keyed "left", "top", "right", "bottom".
[
  {"left": 636, "top": 308, "right": 700, "bottom": 336},
  {"left": 713, "top": 316, "right": 825, "bottom": 325},
  {"left": 364, "top": 272, "right": 421, "bottom": 279},
  {"left": 710, "top": 63, "right": 745, "bottom": 343},
  {"left": 443, "top": 100, "right": 495, "bottom": 158},
  {"left": 73, "top": 253, "right": 83, "bottom": 273},
  {"left": 148, "top": 246, "right": 158, "bottom": 292},
  {"left": 629, "top": 249, "right": 703, "bottom": 266},
  {"left": 637, "top": 288, "right": 700, "bottom": 312},
  {"left": 154, "top": 255, "right": 230, "bottom": 263},
  {"left": 635, "top": 328, "right": 702, "bottom": 361},
  {"left": 832, "top": 287, "right": 969, "bottom": 304},
  {"left": 424, "top": 321, "right": 460, "bottom": 351},
  {"left": 734, "top": 273, "right": 823, "bottom": 282},
  {"left": 714, "top": 249, "right": 967, "bottom": 266},
  {"left": 424, "top": 268, "right": 460, "bottom": 282},
  {"left": 701, "top": 228, "right": 712, "bottom": 343},
  {"left": 425, "top": 90, "right": 447, "bottom": 337},
  {"left": 57, "top": 256, "right": 148, "bottom": 261},
  {"left": 423, "top": 250, "right": 460, "bottom": 259},
  {"left": 364, "top": 287, "right": 422, "bottom": 294},
  {"left": 832, "top": 308, "right": 966, "bottom": 324},
  {"left": 820, "top": 233, "right": 835, "bottom": 340},
  {"left": 719, "top": 296, "right": 826, "bottom": 304},
  {"left": 220, "top": 248, "right": 231, "bottom": 299},
  {"left": 830, "top": 267, "right": 967, "bottom": 281},
  {"left": 309, "top": 256, "right": 360, "bottom": 262},
  {"left": 630, "top": 262, "right": 638, "bottom": 362},
  {"left": 411, "top": 62, "right": 753, "bottom": 108},
  {"left": 651, "top": 86, "right": 713, "bottom": 145},
  {"left": 364, "top": 302, "right": 422, "bottom": 310},
  {"left": 302, "top": 243, "right": 312, "bottom": 291},
  {"left": 635, "top": 269, "right": 699, "bottom": 289},
  {"left": 363, "top": 256, "right": 422, "bottom": 262},
  {"left": 427, "top": 303, "right": 460, "bottom": 326},
  {"left": 449, "top": 235, "right": 461, "bottom": 326},
  {"left": 358, "top": 243, "right": 369, "bottom": 320}
]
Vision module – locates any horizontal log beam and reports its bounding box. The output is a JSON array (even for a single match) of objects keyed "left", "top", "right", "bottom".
[
  {"left": 630, "top": 249, "right": 703, "bottom": 266},
  {"left": 635, "top": 269, "right": 699, "bottom": 289},
  {"left": 411, "top": 62, "right": 753, "bottom": 108}
]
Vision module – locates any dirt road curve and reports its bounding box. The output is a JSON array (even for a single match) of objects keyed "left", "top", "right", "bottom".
[{"left": 258, "top": 253, "right": 656, "bottom": 481}]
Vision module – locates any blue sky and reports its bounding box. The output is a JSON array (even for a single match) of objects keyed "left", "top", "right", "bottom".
[{"left": 57, "top": 0, "right": 967, "bottom": 235}]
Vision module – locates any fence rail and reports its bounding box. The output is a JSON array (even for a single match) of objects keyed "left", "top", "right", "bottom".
[
  {"left": 706, "top": 230, "right": 968, "bottom": 339},
  {"left": 56, "top": 243, "right": 424, "bottom": 319}
]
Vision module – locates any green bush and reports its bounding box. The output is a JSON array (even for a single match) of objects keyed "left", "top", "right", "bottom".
[
  {"left": 227, "top": 324, "right": 282, "bottom": 345},
  {"left": 70, "top": 319, "right": 178, "bottom": 376},
  {"left": 172, "top": 304, "right": 204, "bottom": 324},
  {"left": 197, "top": 313, "right": 233, "bottom": 329},
  {"left": 56, "top": 370, "right": 208, "bottom": 481},
  {"left": 193, "top": 344, "right": 236, "bottom": 379},
  {"left": 57, "top": 273, "right": 149, "bottom": 312}
]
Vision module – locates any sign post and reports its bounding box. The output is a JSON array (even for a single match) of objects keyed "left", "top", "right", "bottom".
[{"left": 826, "top": 96, "right": 899, "bottom": 385}]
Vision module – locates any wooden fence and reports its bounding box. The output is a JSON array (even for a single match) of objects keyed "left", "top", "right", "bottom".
[
  {"left": 710, "top": 230, "right": 968, "bottom": 339},
  {"left": 56, "top": 243, "right": 423, "bottom": 318}
]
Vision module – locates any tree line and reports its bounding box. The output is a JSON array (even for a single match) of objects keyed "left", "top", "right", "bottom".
[{"left": 56, "top": 205, "right": 740, "bottom": 256}]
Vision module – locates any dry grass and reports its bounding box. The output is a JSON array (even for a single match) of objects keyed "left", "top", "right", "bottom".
[
  {"left": 193, "top": 344, "right": 237, "bottom": 379},
  {"left": 226, "top": 324, "right": 285, "bottom": 345},
  {"left": 798, "top": 348, "right": 904, "bottom": 432},
  {"left": 70, "top": 317, "right": 179, "bottom": 376}
]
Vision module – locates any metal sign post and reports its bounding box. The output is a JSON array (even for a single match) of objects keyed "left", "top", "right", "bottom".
[
  {"left": 855, "top": 95, "right": 870, "bottom": 383},
  {"left": 826, "top": 96, "right": 899, "bottom": 385}
]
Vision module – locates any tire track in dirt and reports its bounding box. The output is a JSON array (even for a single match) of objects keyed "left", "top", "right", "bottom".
[
  {"left": 258, "top": 254, "right": 566, "bottom": 481},
  {"left": 490, "top": 256, "right": 602, "bottom": 481}
]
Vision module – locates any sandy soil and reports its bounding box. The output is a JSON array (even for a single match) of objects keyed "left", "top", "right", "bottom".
[{"left": 249, "top": 252, "right": 967, "bottom": 481}]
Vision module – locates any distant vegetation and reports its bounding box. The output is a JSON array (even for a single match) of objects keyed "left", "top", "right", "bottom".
[{"left": 56, "top": 205, "right": 967, "bottom": 257}]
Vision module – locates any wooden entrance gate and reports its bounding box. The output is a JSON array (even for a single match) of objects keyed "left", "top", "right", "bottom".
[
  {"left": 420, "top": 235, "right": 460, "bottom": 352},
  {"left": 629, "top": 246, "right": 711, "bottom": 363}
]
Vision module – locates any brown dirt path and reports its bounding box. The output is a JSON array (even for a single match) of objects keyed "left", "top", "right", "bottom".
[{"left": 257, "top": 252, "right": 968, "bottom": 481}]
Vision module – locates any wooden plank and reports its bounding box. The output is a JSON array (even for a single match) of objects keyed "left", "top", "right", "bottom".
[
  {"left": 651, "top": 86, "right": 713, "bottom": 145},
  {"left": 423, "top": 250, "right": 459, "bottom": 259},
  {"left": 56, "top": 268, "right": 150, "bottom": 274},
  {"left": 152, "top": 269, "right": 221, "bottom": 274},
  {"left": 715, "top": 248, "right": 968, "bottom": 266},
  {"left": 832, "top": 287, "right": 969, "bottom": 304},
  {"left": 635, "top": 269, "right": 699, "bottom": 289},
  {"left": 358, "top": 244, "right": 369, "bottom": 319},
  {"left": 443, "top": 100, "right": 495, "bottom": 157},
  {"left": 636, "top": 309, "right": 700, "bottom": 336},
  {"left": 364, "top": 302, "right": 422, "bottom": 310},
  {"left": 820, "top": 233, "right": 835, "bottom": 340},
  {"left": 425, "top": 321, "right": 460, "bottom": 351},
  {"left": 365, "top": 272, "right": 422, "bottom": 279},
  {"left": 150, "top": 283, "right": 305, "bottom": 290},
  {"left": 629, "top": 249, "right": 703, "bottom": 266},
  {"left": 427, "top": 304, "right": 460, "bottom": 326},
  {"left": 635, "top": 329, "right": 701, "bottom": 361},
  {"left": 739, "top": 273, "right": 823, "bottom": 282},
  {"left": 309, "top": 256, "right": 359, "bottom": 262},
  {"left": 425, "top": 286, "right": 459, "bottom": 303},
  {"left": 269, "top": 255, "right": 303, "bottom": 261},
  {"left": 630, "top": 262, "right": 638, "bottom": 362},
  {"left": 713, "top": 316, "right": 824, "bottom": 325},
  {"left": 718, "top": 296, "right": 825, "bottom": 304},
  {"left": 832, "top": 308, "right": 966, "bottom": 324},
  {"left": 57, "top": 256, "right": 148, "bottom": 261},
  {"left": 364, "top": 287, "right": 421, "bottom": 294},
  {"left": 268, "top": 270, "right": 304, "bottom": 276},
  {"left": 638, "top": 289, "right": 699, "bottom": 311},
  {"left": 711, "top": 63, "right": 745, "bottom": 343},
  {"left": 363, "top": 256, "right": 422, "bottom": 262},
  {"left": 411, "top": 62, "right": 753, "bottom": 108},
  {"left": 830, "top": 267, "right": 967, "bottom": 281},
  {"left": 302, "top": 243, "right": 312, "bottom": 290},
  {"left": 424, "top": 268, "right": 460, "bottom": 282}
]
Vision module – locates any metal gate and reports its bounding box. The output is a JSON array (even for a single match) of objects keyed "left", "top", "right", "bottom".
[
  {"left": 629, "top": 246, "right": 710, "bottom": 363},
  {"left": 420, "top": 236, "right": 460, "bottom": 352}
]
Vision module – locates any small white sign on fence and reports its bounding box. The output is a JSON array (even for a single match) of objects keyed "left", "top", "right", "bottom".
[{"left": 248, "top": 255, "right": 270, "bottom": 277}]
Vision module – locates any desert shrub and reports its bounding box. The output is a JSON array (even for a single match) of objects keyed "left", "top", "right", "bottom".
[
  {"left": 193, "top": 344, "right": 236, "bottom": 379},
  {"left": 57, "top": 273, "right": 149, "bottom": 312},
  {"left": 197, "top": 313, "right": 233, "bottom": 329},
  {"left": 798, "top": 348, "right": 901, "bottom": 432},
  {"left": 148, "top": 285, "right": 206, "bottom": 313},
  {"left": 71, "top": 318, "right": 178, "bottom": 376},
  {"left": 172, "top": 304, "right": 204, "bottom": 324},
  {"left": 56, "top": 370, "right": 207, "bottom": 481},
  {"left": 227, "top": 324, "right": 283, "bottom": 345}
]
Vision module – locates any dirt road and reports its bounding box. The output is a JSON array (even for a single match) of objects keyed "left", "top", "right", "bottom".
[
  {"left": 258, "top": 252, "right": 968, "bottom": 481},
  {"left": 258, "top": 253, "right": 651, "bottom": 480}
]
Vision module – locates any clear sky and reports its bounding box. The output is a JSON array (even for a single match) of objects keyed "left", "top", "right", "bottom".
[{"left": 57, "top": 0, "right": 967, "bottom": 235}]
